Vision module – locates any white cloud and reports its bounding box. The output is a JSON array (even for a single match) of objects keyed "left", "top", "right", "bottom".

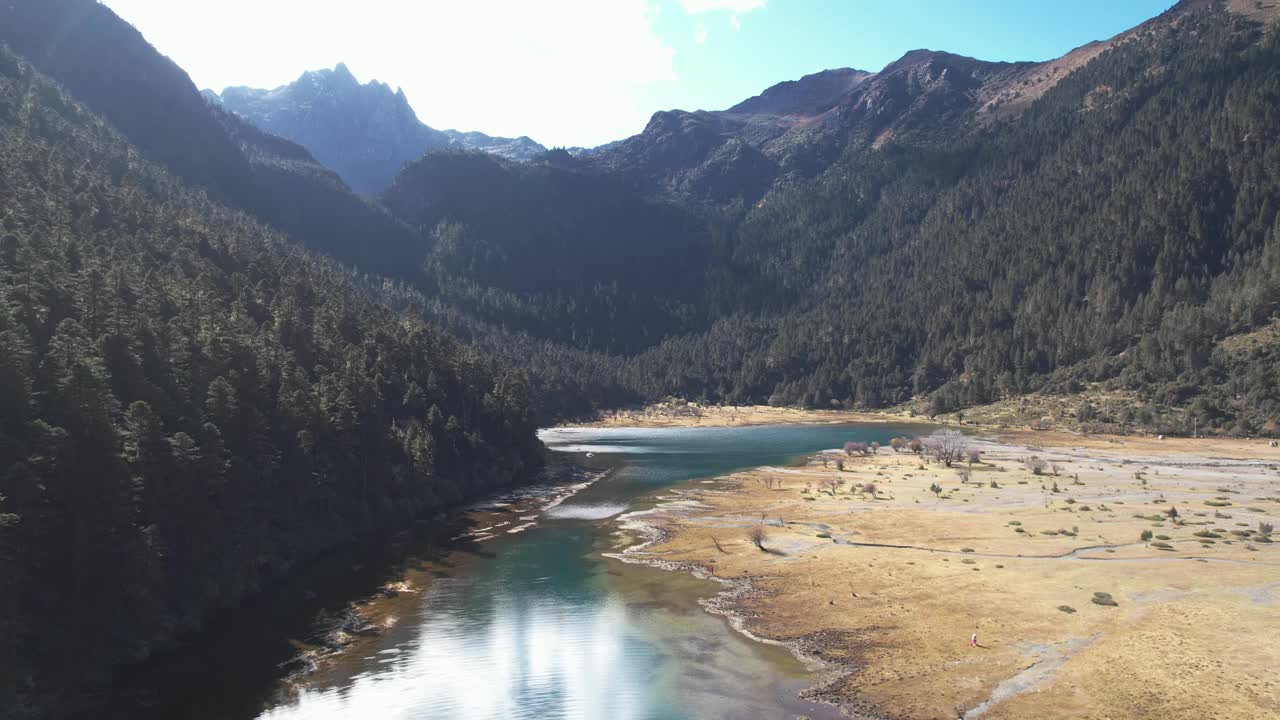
[
  {"left": 101, "top": 0, "right": 677, "bottom": 148},
  {"left": 695, "top": 22, "right": 709, "bottom": 44},
  {"left": 679, "top": 0, "right": 766, "bottom": 13},
  {"left": 679, "top": 0, "right": 764, "bottom": 32}
]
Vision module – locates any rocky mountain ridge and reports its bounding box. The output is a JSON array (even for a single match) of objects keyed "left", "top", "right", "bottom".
[{"left": 206, "top": 63, "right": 546, "bottom": 195}]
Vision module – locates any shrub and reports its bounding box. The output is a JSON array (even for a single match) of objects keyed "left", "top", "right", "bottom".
[
  {"left": 925, "top": 430, "right": 968, "bottom": 466},
  {"left": 966, "top": 448, "right": 982, "bottom": 466},
  {"left": 909, "top": 437, "right": 925, "bottom": 455},
  {"left": 1057, "top": 605, "right": 1077, "bottom": 614},
  {"left": 1260, "top": 522, "right": 1274, "bottom": 535},
  {"left": 890, "top": 437, "right": 905, "bottom": 453},
  {"left": 1025, "top": 456, "right": 1048, "bottom": 475},
  {"left": 1091, "top": 592, "right": 1118, "bottom": 607},
  {"left": 1030, "top": 416, "right": 1054, "bottom": 431},
  {"left": 929, "top": 482, "right": 943, "bottom": 498},
  {"left": 749, "top": 526, "right": 768, "bottom": 551},
  {"left": 1151, "top": 541, "right": 1173, "bottom": 549},
  {"left": 844, "top": 441, "right": 869, "bottom": 456},
  {"left": 1140, "top": 530, "right": 1153, "bottom": 542}
]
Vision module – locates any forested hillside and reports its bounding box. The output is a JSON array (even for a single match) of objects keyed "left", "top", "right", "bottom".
[
  {"left": 612, "top": 3, "right": 1280, "bottom": 432},
  {"left": 0, "top": 47, "right": 542, "bottom": 716},
  {"left": 10, "top": 0, "right": 1275, "bottom": 436},
  {"left": 0, "top": 0, "right": 426, "bottom": 283},
  {"left": 382, "top": 150, "right": 725, "bottom": 355},
  {"left": 381, "top": 1, "right": 1280, "bottom": 434}
]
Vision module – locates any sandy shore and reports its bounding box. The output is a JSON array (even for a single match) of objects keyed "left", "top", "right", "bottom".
[
  {"left": 615, "top": 430, "right": 1280, "bottom": 719},
  {"left": 566, "top": 403, "right": 918, "bottom": 428}
]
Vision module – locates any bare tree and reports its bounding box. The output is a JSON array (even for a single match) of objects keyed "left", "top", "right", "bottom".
[
  {"left": 890, "top": 437, "right": 905, "bottom": 453},
  {"left": 965, "top": 448, "right": 982, "bottom": 466},
  {"left": 908, "top": 437, "right": 925, "bottom": 455},
  {"left": 861, "top": 482, "right": 878, "bottom": 499},
  {"left": 870, "top": 441, "right": 881, "bottom": 455},
  {"left": 925, "top": 430, "right": 968, "bottom": 467},
  {"left": 844, "top": 441, "right": 870, "bottom": 456},
  {"left": 749, "top": 526, "right": 768, "bottom": 551}
]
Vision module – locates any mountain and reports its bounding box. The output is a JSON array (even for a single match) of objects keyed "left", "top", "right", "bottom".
[
  {"left": 587, "top": 1, "right": 1242, "bottom": 207},
  {"left": 0, "top": 0, "right": 428, "bottom": 284},
  {"left": 208, "top": 64, "right": 547, "bottom": 195},
  {"left": 380, "top": 0, "right": 1280, "bottom": 434}
]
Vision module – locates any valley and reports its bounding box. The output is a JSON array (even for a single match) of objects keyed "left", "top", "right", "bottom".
[{"left": 2, "top": 0, "right": 1280, "bottom": 717}]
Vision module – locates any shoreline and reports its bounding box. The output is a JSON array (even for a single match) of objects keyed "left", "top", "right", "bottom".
[
  {"left": 605, "top": 499, "right": 866, "bottom": 719},
  {"left": 277, "top": 464, "right": 612, "bottom": 684},
  {"left": 607, "top": 484, "right": 889, "bottom": 720},
  {"left": 560, "top": 403, "right": 923, "bottom": 429},
  {"left": 609, "top": 427, "right": 1280, "bottom": 719}
]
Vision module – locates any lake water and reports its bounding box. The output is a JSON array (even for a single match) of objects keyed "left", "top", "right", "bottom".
[{"left": 103, "top": 422, "right": 924, "bottom": 720}]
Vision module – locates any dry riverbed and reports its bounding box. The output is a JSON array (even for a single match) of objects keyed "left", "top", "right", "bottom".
[{"left": 614, "top": 431, "right": 1280, "bottom": 719}]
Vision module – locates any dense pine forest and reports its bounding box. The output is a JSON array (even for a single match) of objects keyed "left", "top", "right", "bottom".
[{"left": 0, "top": 49, "right": 541, "bottom": 715}]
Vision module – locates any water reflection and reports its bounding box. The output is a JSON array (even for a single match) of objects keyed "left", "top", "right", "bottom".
[{"left": 220, "top": 423, "right": 926, "bottom": 720}]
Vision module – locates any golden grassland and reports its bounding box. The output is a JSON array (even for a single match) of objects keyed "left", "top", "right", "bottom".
[{"left": 615, "top": 429, "right": 1280, "bottom": 719}]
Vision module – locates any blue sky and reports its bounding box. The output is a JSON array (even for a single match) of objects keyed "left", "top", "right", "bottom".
[{"left": 105, "top": 0, "right": 1174, "bottom": 148}]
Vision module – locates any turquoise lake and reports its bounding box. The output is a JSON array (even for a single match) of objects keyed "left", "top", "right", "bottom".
[{"left": 103, "top": 422, "right": 926, "bottom": 719}]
